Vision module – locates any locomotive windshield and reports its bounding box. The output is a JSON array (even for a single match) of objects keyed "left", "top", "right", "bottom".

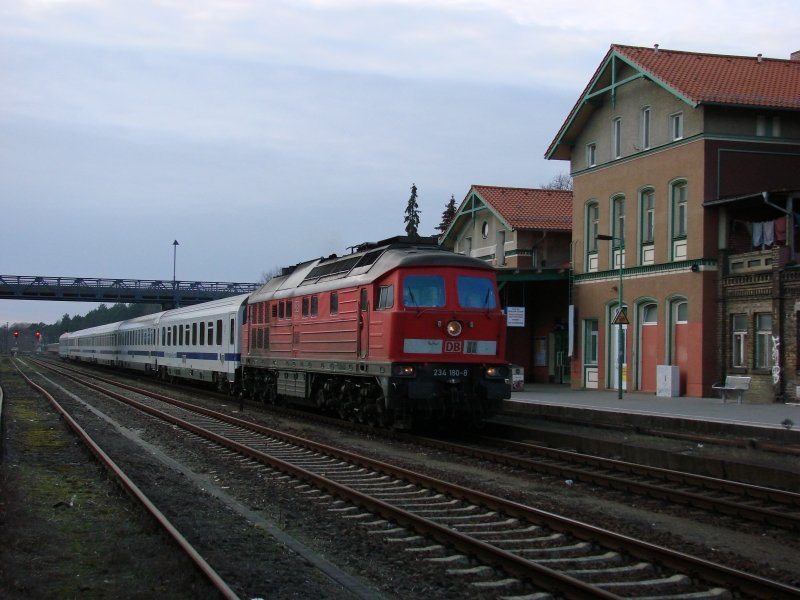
[
  {"left": 457, "top": 276, "right": 497, "bottom": 309},
  {"left": 403, "top": 275, "right": 445, "bottom": 307}
]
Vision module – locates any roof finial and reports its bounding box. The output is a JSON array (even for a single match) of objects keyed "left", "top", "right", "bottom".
[
  {"left": 654, "top": 43, "right": 659, "bottom": 53},
  {"left": 757, "top": 53, "right": 763, "bottom": 62}
]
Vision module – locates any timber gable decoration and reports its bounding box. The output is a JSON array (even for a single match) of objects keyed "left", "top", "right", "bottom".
[{"left": 439, "top": 184, "right": 572, "bottom": 270}]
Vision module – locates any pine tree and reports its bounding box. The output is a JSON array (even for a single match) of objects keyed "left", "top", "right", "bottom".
[
  {"left": 436, "top": 194, "right": 457, "bottom": 233},
  {"left": 404, "top": 183, "right": 421, "bottom": 238}
]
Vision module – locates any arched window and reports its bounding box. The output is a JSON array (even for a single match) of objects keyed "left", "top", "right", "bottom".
[
  {"left": 585, "top": 201, "right": 599, "bottom": 272},
  {"left": 611, "top": 195, "right": 625, "bottom": 269},
  {"left": 642, "top": 303, "right": 658, "bottom": 324},
  {"left": 670, "top": 180, "right": 688, "bottom": 261},
  {"left": 639, "top": 188, "right": 655, "bottom": 265}
]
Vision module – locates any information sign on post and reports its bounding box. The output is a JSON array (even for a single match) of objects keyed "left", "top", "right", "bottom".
[{"left": 506, "top": 306, "right": 525, "bottom": 328}]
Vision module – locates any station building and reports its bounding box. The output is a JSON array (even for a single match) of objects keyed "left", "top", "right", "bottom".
[
  {"left": 439, "top": 185, "right": 573, "bottom": 384},
  {"left": 545, "top": 44, "right": 800, "bottom": 401}
]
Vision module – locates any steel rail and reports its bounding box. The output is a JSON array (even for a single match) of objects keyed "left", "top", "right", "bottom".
[
  {"left": 13, "top": 360, "right": 241, "bottom": 600},
  {"left": 37, "top": 361, "right": 800, "bottom": 600},
  {"left": 413, "top": 434, "right": 800, "bottom": 530},
  {"left": 40, "top": 364, "right": 616, "bottom": 598},
  {"left": 491, "top": 436, "right": 800, "bottom": 503}
]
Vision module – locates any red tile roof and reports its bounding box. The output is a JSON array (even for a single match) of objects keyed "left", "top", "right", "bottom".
[
  {"left": 614, "top": 45, "right": 800, "bottom": 109},
  {"left": 546, "top": 45, "right": 800, "bottom": 159},
  {"left": 472, "top": 185, "right": 572, "bottom": 231}
]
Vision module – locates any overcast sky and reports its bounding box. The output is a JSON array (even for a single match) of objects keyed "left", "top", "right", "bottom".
[{"left": 2, "top": 0, "right": 798, "bottom": 327}]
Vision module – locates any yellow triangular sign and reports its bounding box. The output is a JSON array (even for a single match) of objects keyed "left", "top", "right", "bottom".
[{"left": 612, "top": 307, "right": 629, "bottom": 325}]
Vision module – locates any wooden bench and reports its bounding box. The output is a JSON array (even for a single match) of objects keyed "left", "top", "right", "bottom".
[{"left": 711, "top": 375, "right": 751, "bottom": 404}]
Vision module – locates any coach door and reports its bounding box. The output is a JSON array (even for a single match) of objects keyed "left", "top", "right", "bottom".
[
  {"left": 358, "top": 288, "right": 370, "bottom": 359},
  {"left": 224, "top": 312, "right": 237, "bottom": 373}
]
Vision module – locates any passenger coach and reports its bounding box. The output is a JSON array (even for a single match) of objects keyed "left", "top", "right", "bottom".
[
  {"left": 60, "top": 321, "right": 121, "bottom": 366},
  {"left": 156, "top": 294, "right": 249, "bottom": 390}
]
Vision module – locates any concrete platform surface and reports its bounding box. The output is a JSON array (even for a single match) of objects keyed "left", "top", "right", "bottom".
[{"left": 502, "top": 384, "right": 800, "bottom": 443}]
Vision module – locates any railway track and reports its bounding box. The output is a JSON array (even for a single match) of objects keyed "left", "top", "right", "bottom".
[
  {"left": 31, "top": 359, "right": 800, "bottom": 599},
  {"left": 10, "top": 360, "right": 240, "bottom": 600},
  {"left": 413, "top": 434, "right": 800, "bottom": 531}
]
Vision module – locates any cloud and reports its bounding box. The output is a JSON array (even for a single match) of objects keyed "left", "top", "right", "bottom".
[{"left": 1, "top": 0, "right": 798, "bottom": 324}]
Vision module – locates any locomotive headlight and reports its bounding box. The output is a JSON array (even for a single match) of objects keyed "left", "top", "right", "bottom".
[
  {"left": 393, "top": 365, "right": 416, "bottom": 377},
  {"left": 485, "top": 366, "right": 506, "bottom": 378},
  {"left": 446, "top": 320, "right": 463, "bottom": 337}
]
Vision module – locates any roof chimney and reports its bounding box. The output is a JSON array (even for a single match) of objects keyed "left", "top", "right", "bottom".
[
  {"left": 654, "top": 44, "right": 659, "bottom": 53},
  {"left": 791, "top": 50, "right": 800, "bottom": 61},
  {"left": 757, "top": 53, "right": 763, "bottom": 62}
]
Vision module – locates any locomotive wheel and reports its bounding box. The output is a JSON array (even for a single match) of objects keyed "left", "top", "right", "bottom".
[
  {"left": 263, "top": 381, "right": 277, "bottom": 405},
  {"left": 315, "top": 386, "right": 327, "bottom": 408}
]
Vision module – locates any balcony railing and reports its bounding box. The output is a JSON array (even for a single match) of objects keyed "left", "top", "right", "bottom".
[{"left": 728, "top": 250, "right": 772, "bottom": 274}]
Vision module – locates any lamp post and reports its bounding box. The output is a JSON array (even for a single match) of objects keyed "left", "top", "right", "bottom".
[
  {"left": 596, "top": 234, "right": 625, "bottom": 399},
  {"left": 172, "top": 240, "right": 179, "bottom": 308}
]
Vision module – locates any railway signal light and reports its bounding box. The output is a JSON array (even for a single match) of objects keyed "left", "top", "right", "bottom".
[
  {"left": 35, "top": 331, "right": 41, "bottom": 339},
  {"left": 13, "top": 330, "right": 19, "bottom": 338}
]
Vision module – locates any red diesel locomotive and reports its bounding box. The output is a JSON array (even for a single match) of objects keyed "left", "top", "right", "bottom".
[{"left": 240, "top": 236, "right": 510, "bottom": 428}]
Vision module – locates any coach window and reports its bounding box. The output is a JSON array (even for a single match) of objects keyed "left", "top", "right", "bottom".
[
  {"left": 172, "top": 325, "right": 177, "bottom": 346},
  {"left": 199, "top": 321, "right": 205, "bottom": 345},
  {"left": 330, "top": 292, "right": 338, "bottom": 315},
  {"left": 208, "top": 322, "right": 215, "bottom": 345},
  {"left": 311, "top": 295, "right": 318, "bottom": 317},
  {"left": 377, "top": 285, "right": 394, "bottom": 310},
  {"left": 161, "top": 327, "right": 166, "bottom": 346},
  {"left": 230, "top": 318, "right": 235, "bottom": 344},
  {"left": 216, "top": 320, "right": 222, "bottom": 346},
  {"left": 179, "top": 325, "right": 184, "bottom": 346},
  {"left": 192, "top": 323, "right": 197, "bottom": 346}
]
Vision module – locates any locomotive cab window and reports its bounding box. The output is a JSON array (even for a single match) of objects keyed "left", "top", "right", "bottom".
[
  {"left": 403, "top": 275, "right": 445, "bottom": 308},
  {"left": 377, "top": 285, "right": 394, "bottom": 310},
  {"left": 457, "top": 276, "right": 496, "bottom": 309}
]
